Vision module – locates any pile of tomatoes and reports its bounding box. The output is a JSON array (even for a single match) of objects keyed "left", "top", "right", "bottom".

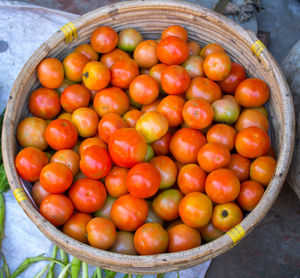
[{"left": 14, "top": 24, "right": 277, "bottom": 255}]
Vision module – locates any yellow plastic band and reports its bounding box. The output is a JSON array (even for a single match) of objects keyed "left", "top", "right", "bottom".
[
  {"left": 60, "top": 22, "right": 78, "bottom": 43},
  {"left": 227, "top": 224, "right": 245, "bottom": 245},
  {"left": 251, "top": 40, "right": 266, "bottom": 58},
  {"left": 13, "top": 188, "right": 28, "bottom": 203}
]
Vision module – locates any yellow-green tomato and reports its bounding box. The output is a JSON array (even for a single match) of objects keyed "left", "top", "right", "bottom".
[
  {"left": 144, "top": 145, "right": 155, "bottom": 162},
  {"left": 118, "top": 28, "right": 143, "bottom": 52}
]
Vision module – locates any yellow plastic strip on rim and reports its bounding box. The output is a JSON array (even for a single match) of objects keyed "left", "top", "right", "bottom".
[
  {"left": 60, "top": 22, "right": 78, "bottom": 43},
  {"left": 251, "top": 40, "right": 266, "bottom": 58},
  {"left": 13, "top": 188, "right": 28, "bottom": 203},
  {"left": 227, "top": 224, "right": 245, "bottom": 245}
]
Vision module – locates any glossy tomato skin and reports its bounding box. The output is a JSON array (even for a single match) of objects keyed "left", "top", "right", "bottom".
[
  {"left": 235, "top": 127, "right": 271, "bottom": 158},
  {"left": 228, "top": 153, "right": 251, "bottom": 182},
  {"left": 51, "top": 149, "right": 80, "bottom": 176},
  {"left": 149, "top": 63, "right": 168, "bottom": 93},
  {"left": 87, "top": 217, "right": 117, "bottom": 250},
  {"left": 75, "top": 43, "right": 99, "bottom": 61},
  {"left": 80, "top": 145, "right": 111, "bottom": 179},
  {"left": 179, "top": 192, "right": 213, "bottom": 228},
  {"left": 133, "top": 40, "right": 159, "bottom": 68},
  {"left": 100, "top": 48, "right": 130, "bottom": 69},
  {"left": 207, "top": 124, "right": 236, "bottom": 151},
  {"left": 237, "top": 180, "right": 265, "bottom": 211},
  {"left": 250, "top": 156, "right": 276, "bottom": 186},
  {"left": 200, "top": 43, "right": 225, "bottom": 58},
  {"left": 31, "top": 180, "right": 51, "bottom": 207},
  {"left": 178, "top": 164, "right": 206, "bottom": 195},
  {"left": 29, "top": 87, "right": 61, "bottom": 120},
  {"left": 126, "top": 162, "right": 160, "bottom": 199},
  {"left": 118, "top": 28, "right": 143, "bottom": 52},
  {"left": 134, "top": 223, "right": 168, "bottom": 255},
  {"left": 91, "top": 26, "right": 118, "bottom": 53},
  {"left": 188, "top": 41, "right": 201, "bottom": 55},
  {"left": 181, "top": 55, "right": 204, "bottom": 78},
  {"left": 68, "top": 178, "right": 107, "bottom": 213},
  {"left": 170, "top": 128, "right": 207, "bottom": 164},
  {"left": 123, "top": 109, "right": 143, "bottom": 128},
  {"left": 37, "top": 58, "right": 64, "bottom": 89},
  {"left": 203, "top": 52, "right": 231, "bottom": 81},
  {"left": 40, "top": 162, "right": 73, "bottom": 194},
  {"left": 198, "top": 222, "right": 224, "bottom": 242},
  {"left": 151, "top": 130, "right": 173, "bottom": 156},
  {"left": 79, "top": 137, "right": 107, "bottom": 157},
  {"left": 45, "top": 119, "right": 78, "bottom": 150},
  {"left": 63, "top": 52, "right": 89, "bottom": 82},
  {"left": 141, "top": 100, "right": 160, "bottom": 113},
  {"left": 62, "top": 213, "right": 92, "bottom": 243},
  {"left": 161, "top": 25, "right": 188, "bottom": 41},
  {"left": 168, "top": 224, "right": 201, "bottom": 252},
  {"left": 15, "top": 147, "right": 48, "bottom": 182},
  {"left": 205, "top": 169, "right": 240, "bottom": 204},
  {"left": 110, "top": 231, "right": 137, "bottom": 255},
  {"left": 105, "top": 166, "right": 128, "bottom": 198},
  {"left": 109, "top": 128, "right": 147, "bottom": 168},
  {"left": 94, "top": 195, "right": 116, "bottom": 219},
  {"left": 40, "top": 194, "right": 73, "bottom": 226},
  {"left": 235, "top": 110, "right": 269, "bottom": 132},
  {"left": 111, "top": 194, "right": 148, "bottom": 231}
]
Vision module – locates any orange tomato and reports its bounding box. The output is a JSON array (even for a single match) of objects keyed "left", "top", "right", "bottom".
[
  {"left": 105, "top": 166, "right": 129, "bottom": 198},
  {"left": 31, "top": 180, "right": 51, "bottom": 207},
  {"left": 235, "top": 110, "right": 269, "bottom": 132},
  {"left": 133, "top": 40, "right": 159, "bottom": 68},
  {"left": 187, "top": 41, "right": 201, "bottom": 55},
  {"left": 250, "top": 156, "right": 276, "bottom": 186},
  {"left": 203, "top": 52, "right": 231, "bottom": 81},
  {"left": 74, "top": 43, "right": 99, "bottom": 61},
  {"left": 51, "top": 149, "right": 80, "bottom": 176},
  {"left": 161, "top": 25, "right": 188, "bottom": 41},
  {"left": 198, "top": 222, "right": 224, "bottom": 242},
  {"left": 228, "top": 153, "right": 251, "bottom": 182},
  {"left": 181, "top": 55, "right": 204, "bottom": 78},
  {"left": 200, "top": 43, "right": 225, "bottom": 58},
  {"left": 207, "top": 124, "right": 237, "bottom": 151},
  {"left": 151, "top": 130, "right": 173, "bottom": 156},
  {"left": 100, "top": 48, "right": 130, "bottom": 69},
  {"left": 149, "top": 63, "right": 168, "bottom": 93},
  {"left": 91, "top": 26, "right": 118, "bottom": 53},
  {"left": 79, "top": 137, "right": 107, "bottom": 157},
  {"left": 141, "top": 100, "right": 160, "bottom": 113},
  {"left": 63, "top": 52, "right": 89, "bottom": 82},
  {"left": 123, "top": 109, "right": 143, "bottom": 128}
]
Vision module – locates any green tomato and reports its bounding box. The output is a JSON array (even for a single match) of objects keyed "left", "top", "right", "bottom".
[
  {"left": 212, "top": 95, "right": 240, "bottom": 124},
  {"left": 118, "top": 28, "right": 143, "bottom": 52},
  {"left": 144, "top": 145, "right": 155, "bottom": 162},
  {"left": 93, "top": 195, "right": 116, "bottom": 219}
]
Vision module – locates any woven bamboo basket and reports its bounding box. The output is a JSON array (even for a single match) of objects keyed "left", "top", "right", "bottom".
[{"left": 2, "top": 0, "right": 295, "bottom": 274}]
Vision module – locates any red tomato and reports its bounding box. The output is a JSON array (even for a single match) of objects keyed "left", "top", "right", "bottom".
[
  {"left": 235, "top": 110, "right": 269, "bottom": 132},
  {"left": 203, "top": 52, "right": 231, "bottom": 81},
  {"left": 205, "top": 169, "right": 240, "bottom": 204},
  {"left": 207, "top": 124, "right": 236, "bottom": 151},
  {"left": 79, "top": 137, "right": 107, "bottom": 157},
  {"left": 105, "top": 166, "right": 128, "bottom": 198},
  {"left": 75, "top": 43, "right": 99, "bottom": 61},
  {"left": 63, "top": 52, "right": 89, "bottom": 82},
  {"left": 80, "top": 145, "right": 111, "bottom": 179},
  {"left": 108, "top": 128, "right": 147, "bottom": 168},
  {"left": 100, "top": 48, "right": 130, "bottom": 69},
  {"left": 51, "top": 149, "right": 80, "bottom": 176},
  {"left": 188, "top": 41, "right": 201, "bottom": 55},
  {"left": 68, "top": 178, "right": 107, "bottom": 213},
  {"left": 133, "top": 40, "right": 159, "bottom": 68},
  {"left": 134, "top": 223, "right": 168, "bottom": 255},
  {"left": 151, "top": 130, "right": 173, "bottom": 156},
  {"left": 29, "top": 87, "right": 61, "bottom": 120},
  {"left": 228, "top": 153, "right": 251, "bottom": 182},
  {"left": 149, "top": 63, "right": 168, "bottom": 93},
  {"left": 198, "top": 222, "right": 224, "bottom": 242},
  {"left": 161, "top": 25, "right": 188, "bottom": 41},
  {"left": 91, "top": 26, "right": 118, "bottom": 53},
  {"left": 181, "top": 55, "right": 204, "bottom": 78},
  {"left": 123, "top": 109, "right": 143, "bottom": 128},
  {"left": 15, "top": 147, "right": 48, "bottom": 182},
  {"left": 31, "top": 180, "right": 51, "bottom": 207},
  {"left": 40, "top": 194, "right": 73, "bottom": 226},
  {"left": 200, "top": 43, "right": 225, "bottom": 58},
  {"left": 141, "top": 100, "right": 160, "bottom": 113},
  {"left": 111, "top": 194, "right": 148, "bottom": 231},
  {"left": 250, "top": 156, "right": 276, "bottom": 186}
]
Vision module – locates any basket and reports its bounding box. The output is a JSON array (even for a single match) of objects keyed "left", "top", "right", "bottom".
[{"left": 2, "top": 0, "right": 295, "bottom": 274}]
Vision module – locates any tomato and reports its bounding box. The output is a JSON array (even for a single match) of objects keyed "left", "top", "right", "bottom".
[
  {"left": 243, "top": 106, "right": 268, "bottom": 118},
  {"left": 218, "top": 62, "right": 246, "bottom": 93},
  {"left": 126, "top": 162, "right": 160, "bottom": 198},
  {"left": 161, "top": 25, "right": 188, "bottom": 41},
  {"left": 212, "top": 203, "right": 243, "bottom": 232},
  {"left": 205, "top": 168, "right": 240, "bottom": 204},
  {"left": 37, "top": 58, "right": 64, "bottom": 89},
  {"left": 123, "top": 109, "right": 143, "bottom": 128},
  {"left": 135, "top": 111, "right": 169, "bottom": 143},
  {"left": 40, "top": 194, "right": 73, "bottom": 226},
  {"left": 72, "top": 107, "right": 99, "bottom": 138},
  {"left": 203, "top": 52, "right": 231, "bottom": 81},
  {"left": 168, "top": 224, "right": 201, "bottom": 252},
  {"left": 197, "top": 143, "right": 231, "bottom": 172},
  {"left": 62, "top": 213, "right": 92, "bottom": 243},
  {"left": 157, "top": 36, "right": 189, "bottom": 65},
  {"left": 141, "top": 100, "right": 160, "bottom": 113},
  {"left": 237, "top": 180, "right": 265, "bottom": 211},
  {"left": 235, "top": 127, "right": 271, "bottom": 158},
  {"left": 187, "top": 41, "right": 201, "bottom": 55},
  {"left": 151, "top": 130, "right": 172, "bottom": 156},
  {"left": 111, "top": 194, "right": 148, "bottom": 231},
  {"left": 82, "top": 61, "right": 110, "bottom": 91},
  {"left": 87, "top": 217, "right": 117, "bottom": 250},
  {"left": 161, "top": 65, "right": 190, "bottom": 95},
  {"left": 109, "top": 128, "right": 147, "bottom": 168},
  {"left": 207, "top": 124, "right": 236, "bottom": 151},
  {"left": 178, "top": 164, "right": 206, "bottom": 195},
  {"left": 250, "top": 156, "right": 276, "bottom": 186},
  {"left": 145, "top": 201, "right": 164, "bottom": 225},
  {"left": 157, "top": 95, "right": 185, "bottom": 127},
  {"left": 60, "top": 84, "right": 90, "bottom": 113},
  {"left": 98, "top": 113, "right": 127, "bottom": 143},
  {"left": 133, "top": 40, "right": 159, "bottom": 68},
  {"left": 75, "top": 43, "right": 99, "bottom": 61},
  {"left": 15, "top": 147, "right": 48, "bottom": 182},
  {"left": 110, "top": 231, "right": 137, "bottom": 255},
  {"left": 16, "top": 117, "right": 48, "bottom": 150},
  {"left": 235, "top": 110, "right": 269, "bottom": 132},
  {"left": 40, "top": 162, "right": 73, "bottom": 193},
  {"left": 93, "top": 87, "right": 130, "bottom": 117},
  {"left": 228, "top": 153, "right": 251, "bottom": 182},
  {"left": 105, "top": 166, "right": 128, "bottom": 198},
  {"left": 144, "top": 145, "right": 155, "bottom": 162},
  {"left": 58, "top": 112, "right": 73, "bottom": 122},
  {"left": 170, "top": 128, "right": 207, "bottom": 164},
  {"left": 181, "top": 55, "right": 204, "bottom": 78},
  {"left": 68, "top": 178, "right": 107, "bottom": 213},
  {"left": 235, "top": 78, "right": 269, "bottom": 107},
  {"left": 149, "top": 63, "right": 168, "bottom": 93},
  {"left": 134, "top": 223, "right": 168, "bottom": 255},
  {"left": 56, "top": 79, "right": 75, "bottom": 94},
  {"left": 31, "top": 180, "right": 51, "bottom": 207},
  {"left": 198, "top": 222, "right": 224, "bottom": 242},
  {"left": 182, "top": 98, "right": 214, "bottom": 129},
  {"left": 80, "top": 145, "right": 111, "bottom": 179},
  {"left": 118, "top": 28, "right": 143, "bottom": 52},
  {"left": 63, "top": 52, "right": 89, "bottom": 82},
  {"left": 200, "top": 43, "right": 225, "bottom": 58},
  {"left": 79, "top": 137, "right": 107, "bottom": 156},
  {"left": 100, "top": 48, "right": 130, "bottom": 69},
  {"left": 29, "top": 87, "right": 61, "bottom": 120},
  {"left": 94, "top": 195, "right": 116, "bottom": 219},
  {"left": 110, "top": 58, "right": 139, "bottom": 89},
  {"left": 179, "top": 192, "right": 212, "bottom": 228},
  {"left": 91, "top": 26, "right": 118, "bottom": 53},
  {"left": 45, "top": 119, "right": 78, "bottom": 150},
  {"left": 51, "top": 149, "right": 80, "bottom": 176},
  {"left": 152, "top": 189, "right": 183, "bottom": 221}
]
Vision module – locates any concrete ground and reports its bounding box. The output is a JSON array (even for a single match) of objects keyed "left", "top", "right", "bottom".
[{"left": 15, "top": 0, "right": 300, "bottom": 277}]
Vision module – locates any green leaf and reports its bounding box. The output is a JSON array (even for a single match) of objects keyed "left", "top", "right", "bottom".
[
  {"left": 58, "top": 262, "right": 71, "bottom": 278},
  {"left": 0, "top": 165, "right": 9, "bottom": 194},
  {"left": 33, "top": 264, "right": 49, "bottom": 278}
]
